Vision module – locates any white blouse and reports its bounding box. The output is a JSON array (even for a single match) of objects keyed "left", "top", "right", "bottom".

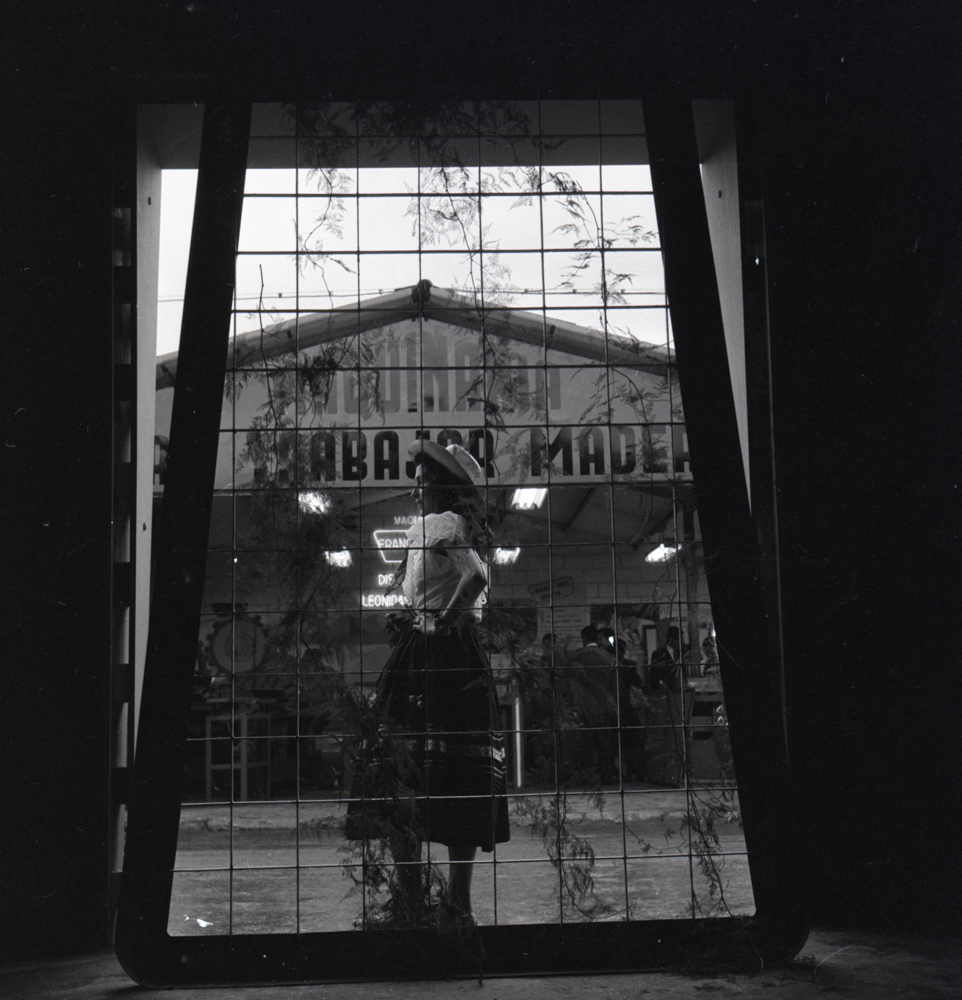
[{"left": 402, "top": 511, "right": 487, "bottom": 620}]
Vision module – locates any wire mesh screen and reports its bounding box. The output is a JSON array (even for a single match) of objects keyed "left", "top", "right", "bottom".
[{"left": 155, "top": 100, "right": 753, "bottom": 938}]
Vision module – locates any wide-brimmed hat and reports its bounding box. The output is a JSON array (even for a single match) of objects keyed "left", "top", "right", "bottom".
[{"left": 408, "top": 439, "right": 484, "bottom": 490}]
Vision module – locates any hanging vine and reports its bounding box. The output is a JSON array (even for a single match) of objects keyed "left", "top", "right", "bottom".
[{"left": 217, "top": 99, "right": 742, "bottom": 930}]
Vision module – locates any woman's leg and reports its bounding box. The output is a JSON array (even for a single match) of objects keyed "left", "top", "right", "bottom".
[{"left": 446, "top": 843, "right": 477, "bottom": 913}]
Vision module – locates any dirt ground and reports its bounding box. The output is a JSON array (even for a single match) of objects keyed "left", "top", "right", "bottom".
[
  {"left": 3, "top": 928, "right": 961, "bottom": 999},
  {"left": 168, "top": 818, "right": 754, "bottom": 934},
  {"left": 167, "top": 793, "right": 753, "bottom": 934}
]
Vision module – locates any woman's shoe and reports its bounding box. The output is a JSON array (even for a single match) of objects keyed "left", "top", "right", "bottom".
[
  {"left": 353, "top": 902, "right": 432, "bottom": 930},
  {"left": 354, "top": 911, "right": 408, "bottom": 930},
  {"left": 429, "top": 899, "right": 478, "bottom": 932}
]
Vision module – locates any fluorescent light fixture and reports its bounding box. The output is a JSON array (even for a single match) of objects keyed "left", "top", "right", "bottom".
[
  {"left": 298, "top": 490, "right": 331, "bottom": 514},
  {"left": 645, "top": 543, "right": 680, "bottom": 564},
  {"left": 511, "top": 487, "right": 547, "bottom": 510},
  {"left": 325, "top": 550, "right": 353, "bottom": 568},
  {"left": 492, "top": 547, "right": 521, "bottom": 565}
]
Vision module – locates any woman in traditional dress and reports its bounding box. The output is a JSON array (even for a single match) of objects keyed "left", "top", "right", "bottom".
[{"left": 346, "top": 440, "right": 509, "bottom": 929}]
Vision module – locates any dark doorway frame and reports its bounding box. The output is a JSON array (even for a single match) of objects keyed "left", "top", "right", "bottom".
[{"left": 115, "top": 94, "right": 809, "bottom": 986}]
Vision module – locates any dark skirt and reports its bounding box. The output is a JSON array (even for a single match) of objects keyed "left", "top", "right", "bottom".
[{"left": 345, "top": 621, "right": 510, "bottom": 852}]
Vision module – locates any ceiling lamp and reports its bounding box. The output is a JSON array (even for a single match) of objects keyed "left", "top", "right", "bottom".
[
  {"left": 645, "top": 543, "right": 680, "bottom": 564},
  {"left": 298, "top": 490, "right": 331, "bottom": 514},
  {"left": 511, "top": 487, "right": 547, "bottom": 510},
  {"left": 492, "top": 547, "right": 521, "bottom": 565},
  {"left": 325, "top": 550, "right": 353, "bottom": 568}
]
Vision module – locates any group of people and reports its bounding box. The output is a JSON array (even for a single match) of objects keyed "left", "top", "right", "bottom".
[
  {"left": 541, "top": 622, "right": 691, "bottom": 785},
  {"left": 561, "top": 624, "right": 644, "bottom": 784}
]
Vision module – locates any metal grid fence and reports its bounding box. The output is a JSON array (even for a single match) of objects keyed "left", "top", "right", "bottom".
[{"left": 160, "top": 99, "right": 751, "bottom": 936}]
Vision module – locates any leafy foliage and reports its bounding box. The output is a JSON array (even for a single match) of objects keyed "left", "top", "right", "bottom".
[{"left": 510, "top": 792, "right": 614, "bottom": 921}]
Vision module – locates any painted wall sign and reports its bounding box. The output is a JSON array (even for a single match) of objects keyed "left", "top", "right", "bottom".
[
  {"left": 304, "top": 423, "right": 688, "bottom": 486},
  {"left": 528, "top": 576, "right": 575, "bottom": 603},
  {"left": 537, "top": 606, "right": 589, "bottom": 643},
  {"left": 154, "top": 320, "right": 688, "bottom": 490}
]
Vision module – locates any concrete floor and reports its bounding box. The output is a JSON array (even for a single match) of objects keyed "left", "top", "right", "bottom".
[{"left": 2, "top": 928, "right": 960, "bottom": 999}]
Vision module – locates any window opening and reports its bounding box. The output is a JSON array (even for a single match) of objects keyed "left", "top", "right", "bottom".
[
  {"left": 156, "top": 169, "right": 198, "bottom": 358},
  {"left": 141, "top": 99, "right": 763, "bottom": 973}
]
